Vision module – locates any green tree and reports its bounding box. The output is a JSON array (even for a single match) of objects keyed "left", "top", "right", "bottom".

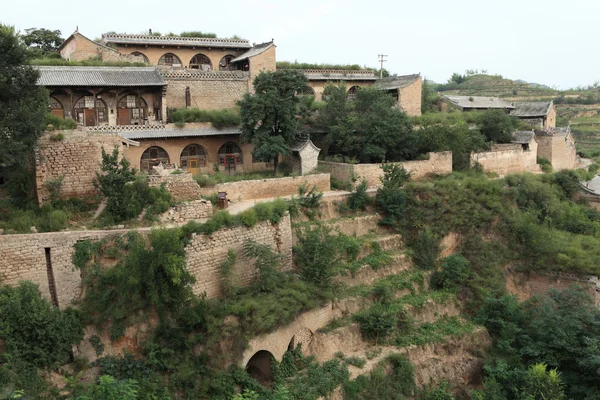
[
  {"left": 313, "top": 83, "right": 349, "bottom": 154},
  {"left": 21, "top": 28, "right": 63, "bottom": 57},
  {"left": 430, "top": 254, "right": 473, "bottom": 291},
  {"left": 239, "top": 69, "right": 308, "bottom": 172},
  {"left": 476, "top": 109, "right": 518, "bottom": 143},
  {"left": 519, "top": 364, "right": 566, "bottom": 400},
  {"left": 326, "top": 86, "right": 416, "bottom": 162},
  {"left": 0, "top": 24, "right": 49, "bottom": 200},
  {"left": 376, "top": 164, "right": 411, "bottom": 225},
  {"left": 421, "top": 78, "right": 440, "bottom": 113},
  {"left": 77, "top": 375, "right": 139, "bottom": 400},
  {"left": 94, "top": 147, "right": 136, "bottom": 222}
]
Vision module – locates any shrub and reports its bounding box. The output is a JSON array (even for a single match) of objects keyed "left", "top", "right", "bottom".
[
  {"left": 43, "top": 175, "right": 64, "bottom": 202},
  {"left": 430, "top": 254, "right": 473, "bottom": 291},
  {"left": 45, "top": 113, "right": 77, "bottom": 130},
  {"left": 538, "top": 157, "right": 553, "bottom": 173},
  {"left": 39, "top": 209, "right": 70, "bottom": 231},
  {"left": 194, "top": 174, "right": 217, "bottom": 187},
  {"left": 353, "top": 304, "right": 396, "bottom": 343},
  {"left": 409, "top": 227, "right": 441, "bottom": 270},
  {"left": 348, "top": 180, "right": 368, "bottom": 210},
  {"left": 377, "top": 164, "right": 411, "bottom": 225},
  {"left": 169, "top": 108, "right": 241, "bottom": 128}
]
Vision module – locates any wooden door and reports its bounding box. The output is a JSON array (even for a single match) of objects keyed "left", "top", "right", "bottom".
[
  {"left": 84, "top": 109, "right": 96, "bottom": 126},
  {"left": 188, "top": 159, "right": 200, "bottom": 175},
  {"left": 118, "top": 108, "right": 131, "bottom": 125},
  {"left": 50, "top": 109, "right": 64, "bottom": 118}
]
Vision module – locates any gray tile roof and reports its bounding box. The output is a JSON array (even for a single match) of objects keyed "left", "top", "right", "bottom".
[
  {"left": 36, "top": 66, "right": 166, "bottom": 87},
  {"left": 230, "top": 41, "right": 275, "bottom": 63},
  {"left": 102, "top": 33, "right": 252, "bottom": 49},
  {"left": 442, "top": 95, "right": 515, "bottom": 110},
  {"left": 118, "top": 126, "right": 241, "bottom": 140},
  {"left": 299, "top": 69, "right": 377, "bottom": 81},
  {"left": 510, "top": 101, "right": 553, "bottom": 117},
  {"left": 374, "top": 74, "right": 420, "bottom": 90},
  {"left": 512, "top": 131, "right": 535, "bottom": 144}
]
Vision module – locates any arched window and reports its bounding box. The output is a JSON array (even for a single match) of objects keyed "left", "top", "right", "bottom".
[
  {"left": 141, "top": 146, "right": 170, "bottom": 172},
  {"left": 180, "top": 144, "right": 207, "bottom": 170},
  {"left": 158, "top": 53, "right": 182, "bottom": 66},
  {"left": 348, "top": 86, "right": 360, "bottom": 98},
  {"left": 118, "top": 94, "right": 148, "bottom": 125},
  {"left": 219, "top": 55, "right": 235, "bottom": 71},
  {"left": 130, "top": 51, "right": 149, "bottom": 63},
  {"left": 218, "top": 142, "right": 242, "bottom": 171},
  {"left": 49, "top": 97, "right": 64, "bottom": 119},
  {"left": 73, "top": 95, "right": 107, "bottom": 126},
  {"left": 298, "top": 86, "right": 316, "bottom": 96},
  {"left": 189, "top": 53, "right": 212, "bottom": 70}
]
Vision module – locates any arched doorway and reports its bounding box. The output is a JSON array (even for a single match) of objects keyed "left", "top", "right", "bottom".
[
  {"left": 130, "top": 51, "right": 149, "bottom": 63},
  {"left": 245, "top": 350, "right": 274, "bottom": 386},
  {"left": 218, "top": 142, "right": 243, "bottom": 173},
  {"left": 219, "top": 55, "right": 235, "bottom": 71},
  {"left": 118, "top": 94, "right": 148, "bottom": 125},
  {"left": 141, "top": 146, "right": 170, "bottom": 172},
  {"left": 158, "top": 53, "right": 182, "bottom": 67},
  {"left": 73, "top": 95, "right": 108, "bottom": 126},
  {"left": 180, "top": 144, "right": 207, "bottom": 175},
  {"left": 189, "top": 53, "right": 212, "bottom": 70},
  {"left": 49, "top": 97, "right": 64, "bottom": 119},
  {"left": 298, "top": 86, "right": 316, "bottom": 97},
  {"left": 348, "top": 85, "right": 360, "bottom": 98}
]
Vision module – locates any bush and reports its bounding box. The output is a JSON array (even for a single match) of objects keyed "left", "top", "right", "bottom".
[
  {"left": 538, "top": 157, "right": 553, "bottom": 173},
  {"left": 169, "top": 108, "right": 241, "bottom": 128},
  {"left": 430, "top": 254, "right": 473, "bottom": 291},
  {"left": 353, "top": 304, "right": 396, "bottom": 343},
  {"left": 194, "top": 174, "right": 217, "bottom": 187},
  {"left": 45, "top": 113, "right": 77, "bottom": 130},
  {"left": 409, "top": 227, "right": 441, "bottom": 270},
  {"left": 376, "top": 164, "right": 411, "bottom": 225},
  {"left": 348, "top": 180, "right": 368, "bottom": 210}
]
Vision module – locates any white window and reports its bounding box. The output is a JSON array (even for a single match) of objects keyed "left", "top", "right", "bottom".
[
  {"left": 126, "top": 95, "right": 137, "bottom": 108},
  {"left": 84, "top": 96, "right": 95, "bottom": 108}
]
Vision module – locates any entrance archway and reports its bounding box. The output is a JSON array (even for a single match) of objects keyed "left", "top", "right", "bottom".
[
  {"left": 141, "top": 146, "right": 170, "bottom": 172},
  {"left": 245, "top": 350, "right": 274, "bottom": 385},
  {"left": 218, "top": 142, "right": 243, "bottom": 173},
  {"left": 180, "top": 144, "right": 207, "bottom": 174}
]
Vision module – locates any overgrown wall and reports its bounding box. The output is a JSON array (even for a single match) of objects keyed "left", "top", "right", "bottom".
[
  {"left": 198, "top": 173, "right": 331, "bottom": 201},
  {"left": 318, "top": 152, "right": 452, "bottom": 188},
  {"left": 0, "top": 214, "right": 292, "bottom": 307},
  {"left": 148, "top": 172, "right": 203, "bottom": 202},
  {"left": 470, "top": 143, "right": 540, "bottom": 176},
  {"left": 35, "top": 131, "right": 124, "bottom": 204}
]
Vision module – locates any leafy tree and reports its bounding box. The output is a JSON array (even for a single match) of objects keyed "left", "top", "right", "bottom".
[
  {"left": 239, "top": 69, "right": 308, "bottom": 172},
  {"left": 76, "top": 375, "right": 139, "bottom": 400},
  {"left": 322, "top": 86, "right": 416, "bottom": 162},
  {"left": 94, "top": 147, "right": 136, "bottom": 222},
  {"left": 421, "top": 79, "right": 440, "bottom": 113},
  {"left": 519, "top": 364, "right": 566, "bottom": 400},
  {"left": 20, "top": 28, "right": 63, "bottom": 57},
  {"left": 0, "top": 24, "right": 49, "bottom": 200},
  {"left": 476, "top": 109, "right": 518, "bottom": 143},
  {"left": 313, "top": 83, "right": 349, "bottom": 154},
  {"left": 450, "top": 73, "right": 466, "bottom": 85},
  {"left": 430, "top": 254, "right": 473, "bottom": 291},
  {"left": 376, "top": 164, "right": 411, "bottom": 225}
]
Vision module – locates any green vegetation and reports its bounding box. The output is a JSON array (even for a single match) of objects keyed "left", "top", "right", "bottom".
[
  {"left": 29, "top": 57, "right": 147, "bottom": 67},
  {"left": 20, "top": 27, "right": 63, "bottom": 59},
  {"left": 169, "top": 108, "right": 241, "bottom": 128},
  {"left": 239, "top": 70, "right": 309, "bottom": 172},
  {"left": 194, "top": 170, "right": 290, "bottom": 187},
  {"left": 276, "top": 61, "right": 366, "bottom": 71},
  {"left": 45, "top": 113, "right": 77, "bottom": 130},
  {"left": 344, "top": 354, "right": 415, "bottom": 399}
]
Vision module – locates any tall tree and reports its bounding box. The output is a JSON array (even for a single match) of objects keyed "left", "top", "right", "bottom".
[
  {"left": 0, "top": 24, "right": 48, "bottom": 200},
  {"left": 238, "top": 69, "right": 308, "bottom": 173},
  {"left": 476, "top": 109, "right": 519, "bottom": 143},
  {"left": 21, "top": 27, "right": 63, "bottom": 57}
]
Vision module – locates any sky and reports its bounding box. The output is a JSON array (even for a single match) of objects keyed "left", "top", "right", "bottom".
[{"left": 3, "top": 0, "right": 599, "bottom": 89}]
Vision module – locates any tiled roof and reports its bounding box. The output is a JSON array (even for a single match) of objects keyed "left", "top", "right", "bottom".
[
  {"left": 36, "top": 66, "right": 165, "bottom": 87},
  {"left": 374, "top": 74, "right": 420, "bottom": 90},
  {"left": 230, "top": 41, "right": 275, "bottom": 63},
  {"left": 512, "top": 131, "right": 535, "bottom": 144},
  {"left": 102, "top": 33, "right": 252, "bottom": 49},
  {"left": 442, "top": 95, "right": 514, "bottom": 109},
  {"left": 299, "top": 69, "right": 377, "bottom": 81},
  {"left": 119, "top": 127, "right": 240, "bottom": 140},
  {"left": 510, "top": 101, "right": 553, "bottom": 117},
  {"left": 291, "top": 138, "right": 320, "bottom": 152}
]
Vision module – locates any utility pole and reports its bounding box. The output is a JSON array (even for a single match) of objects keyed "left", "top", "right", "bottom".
[{"left": 378, "top": 54, "right": 388, "bottom": 79}]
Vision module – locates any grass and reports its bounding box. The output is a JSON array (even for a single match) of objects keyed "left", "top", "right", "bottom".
[
  {"left": 194, "top": 170, "right": 289, "bottom": 187},
  {"left": 393, "top": 316, "right": 476, "bottom": 347},
  {"left": 169, "top": 108, "right": 241, "bottom": 128},
  {"left": 277, "top": 61, "right": 370, "bottom": 71}
]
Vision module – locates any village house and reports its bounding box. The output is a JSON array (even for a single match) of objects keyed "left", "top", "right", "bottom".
[
  {"left": 440, "top": 95, "right": 515, "bottom": 112},
  {"left": 535, "top": 126, "right": 577, "bottom": 170}
]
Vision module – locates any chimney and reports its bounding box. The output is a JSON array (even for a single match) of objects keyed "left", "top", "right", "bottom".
[{"left": 149, "top": 28, "right": 152, "bottom": 35}]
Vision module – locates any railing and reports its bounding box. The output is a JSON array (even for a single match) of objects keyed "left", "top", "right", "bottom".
[{"left": 84, "top": 124, "right": 165, "bottom": 132}]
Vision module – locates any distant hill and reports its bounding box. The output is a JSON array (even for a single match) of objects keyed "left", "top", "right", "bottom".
[
  {"left": 514, "top": 79, "right": 551, "bottom": 89},
  {"left": 435, "top": 74, "right": 558, "bottom": 99}
]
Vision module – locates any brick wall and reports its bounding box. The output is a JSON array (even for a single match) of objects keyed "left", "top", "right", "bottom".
[
  {"left": 186, "top": 213, "right": 293, "bottom": 298},
  {"left": 148, "top": 172, "right": 203, "bottom": 202},
  {"left": 249, "top": 45, "right": 276, "bottom": 89},
  {"left": 163, "top": 71, "right": 249, "bottom": 110},
  {"left": 551, "top": 134, "right": 577, "bottom": 170},
  {"left": 160, "top": 200, "right": 213, "bottom": 224},
  {"left": 399, "top": 77, "right": 422, "bottom": 117},
  {"left": 471, "top": 143, "right": 540, "bottom": 176},
  {"left": 35, "top": 131, "right": 124, "bottom": 204},
  {"left": 318, "top": 152, "right": 452, "bottom": 188},
  {"left": 198, "top": 173, "right": 330, "bottom": 201},
  {"left": 0, "top": 214, "right": 293, "bottom": 307}
]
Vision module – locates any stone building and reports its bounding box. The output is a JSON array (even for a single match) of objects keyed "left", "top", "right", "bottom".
[
  {"left": 374, "top": 74, "right": 423, "bottom": 116},
  {"left": 58, "top": 31, "right": 146, "bottom": 63},
  {"left": 290, "top": 138, "right": 321, "bottom": 176},
  {"left": 38, "top": 66, "right": 167, "bottom": 126},
  {"left": 535, "top": 127, "right": 577, "bottom": 170},
  {"left": 510, "top": 101, "right": 556, "bottom": 129},
  {"left": 441, "top": 95, "right": 515, "bottom": 112}
]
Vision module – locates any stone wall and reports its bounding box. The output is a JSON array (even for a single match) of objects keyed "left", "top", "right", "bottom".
[
  {"left": 35, "top": 131, "right": 125, "bottom": 204},
  {"left": 198, "top": 173, "right": 331, "bottom": 201},
  {"left": 318, "top": 151, "right": 452, "bottom": 188},
  {"left": 160, "top": 200, "right": 213, "bottom": 224},
  {"left": 148, "top": 172, "right": 203, "bottom": 202},
  {"left": 399, "top": 77, "right": 422, "bottom": 117},
  {"left": 163, "top": 71, "right": 249, "bottom": 110},
  {"left": 186, "top": 213, "right": 293, "bottom": 299},
  {"left": 248, "top": 45, "right": 277, "bottom": 90},
  {"left": 535, "top": 134, "right": 577, "bottom": 171},
  {"left": 471, "top": 143, "right": 540, "bottom": 176},
  {"left": 0, "top": 214, "right": 293, "bottom": 308}
]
